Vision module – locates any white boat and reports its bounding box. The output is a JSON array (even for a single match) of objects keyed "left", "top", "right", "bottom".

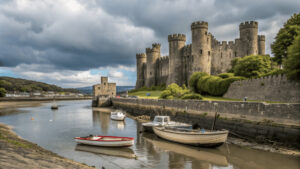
[
  {"left": 111, "top": 111, "right": 126, "bottom": 121},
  {"left": 142, "top": 116, "right": 191, "bottom": 132},
  {"left": 153, "top": 126, "right": 229, "bottom": 147},
  {"left": 74, "top": 135, "right": 134, "bottom": 147}
]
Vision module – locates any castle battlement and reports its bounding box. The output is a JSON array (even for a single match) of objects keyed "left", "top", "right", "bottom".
[
  {"left": 152, "top": 43, "right": 161, "bottom": 52},
  {"left": 146, "top": 48, "right": 152, "bottom": 53},
  {"left": 258, "top": 35, "right": 265, "bottom": 41},
  {"left": 239, "top": 21, "right": 258, "bottom": 29},
  {"left": 191, "top": 21, "right": 208, "bottom": 29},
  {"left": 136, "top": 53, "right": 146, "bottom": 58},
  {"left": 168, "top": 34, "right": 186, "bottom": 42}
]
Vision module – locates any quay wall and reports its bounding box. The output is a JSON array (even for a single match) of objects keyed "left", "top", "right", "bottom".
[
  {"left": 111, "top": 98, "right": 300, "bottom": 148},
  {"left": 224, "top": 75, "right": 300, "bottom": 103}
]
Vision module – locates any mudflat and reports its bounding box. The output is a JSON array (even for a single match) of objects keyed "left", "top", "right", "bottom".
[{"left": 0, "top": 123, "right": 94, "bottom": 169}]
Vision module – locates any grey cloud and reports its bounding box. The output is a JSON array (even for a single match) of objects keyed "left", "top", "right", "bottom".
[{"left": 0, "top": 0, "right": 299, "bottom": 72}]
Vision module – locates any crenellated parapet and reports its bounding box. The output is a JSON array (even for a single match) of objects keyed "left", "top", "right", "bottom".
[
  {"left": 258, "top": 35, "right": 265, "bottom": 41},
  {"left": 136, "top": 53, "right": 146, "bottom": 59},
  {"left": 168, "top": 34, "right": 186, "bottom": 42},
  {"left": 191, "top": 21, "right": 208, "bottom": 29},
  {"left": 239, "top": 21, "right": 258, "bottom": 29},
  {"left": 146, "top": 48, "right": 152, "bottom": 54},
  {"left": 183, "top": 44, "right": 192, "bottom": 56},
  {"left": 152, "top": 43, "right": 161, "bottom": 52}
]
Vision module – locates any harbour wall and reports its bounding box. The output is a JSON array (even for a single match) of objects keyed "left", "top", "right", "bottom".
[
  {"left": 224, "top": 75, "right": 300, "bottom": 103},
  {"left": 111, "top": 98, "right": 300, "bottom": 148}
]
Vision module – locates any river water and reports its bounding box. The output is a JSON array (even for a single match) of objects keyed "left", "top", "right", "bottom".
[{"left": 0, "top": 100, "right": 299, "bottom": 169}]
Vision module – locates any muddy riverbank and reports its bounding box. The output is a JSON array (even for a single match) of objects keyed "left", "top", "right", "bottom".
[{"left": 0, "top": 123, "right": 94, "bottom": 169}]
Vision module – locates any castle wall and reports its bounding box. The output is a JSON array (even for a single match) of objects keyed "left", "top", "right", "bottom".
[
  {"left": 156, "top": 56, "right": 169, "bottom": 85},
  {"left": 145, "top": 44, "right": 161, "bottom": 87},
  {"left": 168, "top": 34, "right": 186, "bottom": 86},
  {"left": 136, "top": 20, "right": 266, "bottom": 88},
  {"left": 211, "top": 40, "right": 235, "bottom": 75},
  {"left": 136, "top": 53, "right": 146, "bottom": 89},
  {"left": 224, "top": 75, "right": 300, "bottom": 103}
]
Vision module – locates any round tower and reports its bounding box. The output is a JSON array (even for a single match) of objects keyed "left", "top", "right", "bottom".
[
  {"left": 239, "top": 21, "right": 258, "bottom": 56},
  {"left": 167, "top": 34, "right": 186, "bottom": 85},
  {"left": 136, "top": 53, "right": 146, "bottom": 89},
  {"left": 191, "top": 21, "right": 211, "bottom": 74},
  {"left": 258, "top": 35, "right": 265, "bottom": 55},
  {"left": 145, "top": 43, "right": 161, "bottom": 87}
]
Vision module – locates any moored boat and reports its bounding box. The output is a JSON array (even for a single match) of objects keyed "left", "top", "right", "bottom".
[
  {"left": 74, "top": 135, "right": 134, "bottom": 147},
  {"left": 110, "top": 111, "right": 126, "bottom": 121},
  {"left": 153, "top": 126, "right": 228, "bottom": 147},
  {"left": 142, "top": 116, "right": 191, "bottom": 132},
  {"left": 51, "top": 103, "right": 58, "bottom": 109}
]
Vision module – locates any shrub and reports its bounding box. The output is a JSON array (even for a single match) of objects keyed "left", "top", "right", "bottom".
[
  {"left": 159, "top": 83, "right": 189, "bottom": 99},
  {"left": 218, "top": 73, "right": 234, "bottom": 79},
  {"left": 181, "top": 93, "right": 203, "bottom": 100},
  {"left": 196, "top": 75, "right": 210, "bottom": 94},
  {"left": 284, "top": 33, "right": 300, "bottom": 81},
  {"left": 234, "top": 55, "right": 275, "bottom": 78},
  {"left": 188, "top": 72, "right": 208, "bottom": 91},
  {"left": 0, "top": 88, "right": 6, "bottom": 97}
]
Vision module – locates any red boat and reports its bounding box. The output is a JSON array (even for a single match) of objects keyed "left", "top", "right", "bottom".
[{"left": 74, "top": 135, "right": 134, "bottom": 147}]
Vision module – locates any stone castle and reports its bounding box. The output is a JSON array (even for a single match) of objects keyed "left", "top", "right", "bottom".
[
  {"left": 136, "top": 21, "right": 266, "bottom": 88},
  {"left": 93, "top": 76, "right": 116, "bottom": 98}
]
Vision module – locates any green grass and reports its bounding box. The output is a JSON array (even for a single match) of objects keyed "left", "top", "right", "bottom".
[
  {"left": 128, "top": 90, "right": 286, "bottom": 103},
  {"left": 128, "top": 90, "right": 162, "bottom": 99}
]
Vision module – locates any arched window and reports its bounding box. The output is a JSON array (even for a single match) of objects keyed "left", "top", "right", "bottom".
[{"left": 200, "top": 49, "right": 202, "bottom": 55}]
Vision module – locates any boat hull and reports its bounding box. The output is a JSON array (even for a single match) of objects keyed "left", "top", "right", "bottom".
[
  {"left": 111, "top": 115, "right": 125, "bottom": 121},
  {"left": 153, "top": 127, "right": 228, "bottom": 147},
  {"left": 74, "top": 136, "right": 134, "bottom": 147}
]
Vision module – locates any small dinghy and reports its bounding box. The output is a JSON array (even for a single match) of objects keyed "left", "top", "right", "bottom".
[
  {"left": 110, "top": 111, "right": 126, "bottom": 121},
  {"left": 153, "top": 126, "right": 228, "bottom": 147},
  {"left": 74, "top": 135, "right": 134, "bottom": 147}
]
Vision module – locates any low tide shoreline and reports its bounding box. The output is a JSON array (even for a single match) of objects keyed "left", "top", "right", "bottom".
[{"left": 0, "top": 123, "right": 94, "bottom": 169}]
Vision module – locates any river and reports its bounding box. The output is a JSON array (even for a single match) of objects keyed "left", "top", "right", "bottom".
[{"left": 0, "top": 100, "right": 299, "bottom": 169}]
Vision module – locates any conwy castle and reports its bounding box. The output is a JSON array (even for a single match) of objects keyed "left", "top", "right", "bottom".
[{"left": 136, "top": 21, "right": 266, "bottom": 88}]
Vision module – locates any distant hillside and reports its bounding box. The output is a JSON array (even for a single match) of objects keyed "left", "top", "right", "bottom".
[
  {"left": 0, "top": 76, "right": 79, "bottom": 93},
  {"left": 77, "top": 86, "right": 135, "bottom": 95}
]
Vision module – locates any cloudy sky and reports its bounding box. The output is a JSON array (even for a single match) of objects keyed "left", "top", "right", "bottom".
[{"left": 0, "top": 0, "right": 299, "bottom": 88}]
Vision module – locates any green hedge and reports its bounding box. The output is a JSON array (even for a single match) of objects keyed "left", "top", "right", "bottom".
[
  {"left": 181, "top": 93, "right": 203, "bottom": 100},
  {"left": 188, "top": 72, "right": 208, "bottom": 92},
  {"left": 194, "top": 72, "right": 245, "bottom": 96}
]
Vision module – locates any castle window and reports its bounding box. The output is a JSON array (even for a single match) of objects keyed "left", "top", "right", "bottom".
[
  {"left": 150, "top": 72, "right": 152, "bottom": 75},
  {"left": 221, "top": 52, "right": 222, "bottom": 58},
  {"left": 208, "top": 51, "right": 210, "bottom": 56},
  {"left": 200, "top": 49, "right": 202, "bottom": 55},
  {"left": 98, "top": 87, "right": 100, "bottom": 90},
  {"left": 235, "top": 52, "right": 237, "bottom": 57},
  {"left": 104, "top": 82, "right": 106, "bottom": 85},
  {"left": 205, "top": 31, "right": 207, "bottom": 35}
]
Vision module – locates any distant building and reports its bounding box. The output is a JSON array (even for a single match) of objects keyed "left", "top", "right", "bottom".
[{"left": 93, "top": 76, "right": 116, "bottom": 99}]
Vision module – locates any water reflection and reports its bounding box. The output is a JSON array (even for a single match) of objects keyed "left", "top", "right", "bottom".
[
  {"left": 75, "top": 144, "right": 136, "bottom": 159},
  {"left": 142, "top": 133, "right": 228, "bottom": 168},
  {"left": 92, "top": 111, "right": 110, "bottom": 134}
]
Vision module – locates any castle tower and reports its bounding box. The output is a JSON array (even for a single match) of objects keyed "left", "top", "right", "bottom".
[
  {"left": 239, "top": 21, "right": 258, "bottom": 56},
  {"left": 145, "top": 43, "right": 161, "bottom": 87},
  {"left": 101, "top": 76, "right": 108, "bottom": 84},
  {"left": 258, "top": 35, "right": 265, "bottom": 55},
  {"left": 167, "top": 34, "right": 186, "bottom": 85},
  {"left": 135, "top": 53, "right": 146, "bottom": 89},
  {"left": 191, "top": 21, "right": 211, "bottom": 74}
]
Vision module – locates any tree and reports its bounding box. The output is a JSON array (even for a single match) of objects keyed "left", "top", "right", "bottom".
[
  {"left": 233, "top": 55, "right": 275, "bottom": 78},
  {"left": 0, "top": 88, "right": 6, "bottom": 97},
  {"left": 284, "top": 33, "right": 300, "bottom": 81},
  {"left": 271, "top": 13, "right": 300, "bottom": 65}
]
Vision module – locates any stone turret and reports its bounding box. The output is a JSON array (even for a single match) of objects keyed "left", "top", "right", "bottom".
[
  {"left": 167, "top": 34, "right": 186, "bottom": 85},
  {"left": 145, "top": 43, "right": 161, "bottom": 87},
  {"left": 258, "top": 35, "right": 265, "bottom": 55},
  {"left": 239, "top": 21, "right": 258, "bottom": 56},
  {"left": 191, "top": 21, "right": 211, "bottom": 74},
  {"left": 136, "top": 53, "right": 146, "bottom": 89}
]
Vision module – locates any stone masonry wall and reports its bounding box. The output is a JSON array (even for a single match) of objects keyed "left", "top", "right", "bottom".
[
  {"left": 224, "top": 75, "right": 300, "bottom": 103},
  {"left": 111, "top": 98, "right": 300, "bottom": 148}
]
